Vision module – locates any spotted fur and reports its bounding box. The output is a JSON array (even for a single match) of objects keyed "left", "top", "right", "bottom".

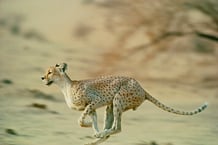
[
  {"left": 41, "top": 63, "right": 208, "bottom": 145},
  {"left": 146, "top": 94, "right": 208, "bottom": 115}
]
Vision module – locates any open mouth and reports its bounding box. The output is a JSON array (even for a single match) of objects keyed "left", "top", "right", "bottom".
[{"left": 46, "top": 81, "right": 53, "bottom": 86}]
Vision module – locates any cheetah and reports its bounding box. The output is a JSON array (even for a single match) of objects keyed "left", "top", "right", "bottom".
[{"left": 41, "top": 63, "right": 208, "bottom": 145}]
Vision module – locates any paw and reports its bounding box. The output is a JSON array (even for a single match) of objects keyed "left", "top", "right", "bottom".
[
  {"left": 94, "top": 132, "right": 103, "bottom": 138},
  {"left": 94, "top": 130, "right": 108, "bottom": 138},
  {"left": 94, "top": 132, "right": 101, "bottom": 138},
  {"left": 81, "top": 123, "right": 92, "bottom": 127},
  {"left": 84, "top": 142, "right": 96, "bottom": 145},
  {"left": 78, "top": 119, "right": 92, "bottom": 128},
  {"left": 86, "top": 135, "right": 110, "bottom": 145},
  {"left": 80, "top": 121, "right": 92, "bottom": 127}
]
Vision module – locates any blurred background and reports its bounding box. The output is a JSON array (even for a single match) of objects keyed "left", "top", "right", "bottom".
[{"left": 0, "top": 0, "right": 218, "bottom": 145}]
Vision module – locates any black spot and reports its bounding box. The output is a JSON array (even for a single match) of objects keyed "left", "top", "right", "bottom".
[{"left": 198, "top": 108, "right": 202, "bottom": 112}]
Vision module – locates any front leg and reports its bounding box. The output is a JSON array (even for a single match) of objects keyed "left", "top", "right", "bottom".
[
  {"left": 103, "top": 104, "right": 114, "bottom": 130},
  {"left": 83, "top": 111, "right": 110, "bottom": 145},
  {"left": 78, "top": 97, "right": 101, "bottom": 135},
  {"left": 78, "top": 111, "right": 96, "bottom": 128},
  {"left": 78, "top": 104, "right": 94, "bottom": 127},
  {"left": 93, "top": 105, "right": 114, "bottom": 138},
  {"left": 90, "top": 110, "right": 99, "bottom": 135},
  {"left": 95, "top": 94, "right": 123, "bottom": 138}
]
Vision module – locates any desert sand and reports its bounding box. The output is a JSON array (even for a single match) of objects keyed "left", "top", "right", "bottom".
[{"left": 0, "top": 0, "right": 218, "bottom": 145}]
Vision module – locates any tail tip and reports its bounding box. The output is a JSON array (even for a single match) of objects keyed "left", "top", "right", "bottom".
[{"left": 202, "top": 102, "right": 208, "bottom": 109}]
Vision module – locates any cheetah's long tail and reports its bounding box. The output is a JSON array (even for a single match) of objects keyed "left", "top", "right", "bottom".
[{"left": 146, "top": 94, "right": 208, "bottom": 115}]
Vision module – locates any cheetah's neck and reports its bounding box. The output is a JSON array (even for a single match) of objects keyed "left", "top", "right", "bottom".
[
  {"left": 55, "top": 73, "right": 72, "bottom": 89},
  {"left": 55, "top": 73, "right": 73, "bottom": 108}
]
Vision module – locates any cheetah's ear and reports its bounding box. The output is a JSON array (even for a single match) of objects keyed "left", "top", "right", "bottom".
[{"left": 55, "top": 63, "right": 67, "bottom": 73}]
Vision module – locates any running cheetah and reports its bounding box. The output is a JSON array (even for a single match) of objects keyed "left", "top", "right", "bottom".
[{"left": 41, "top": 63, "right": 208, "bottom": 145}]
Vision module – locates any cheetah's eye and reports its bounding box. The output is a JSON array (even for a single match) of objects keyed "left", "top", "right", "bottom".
[
  {"left": 48, "top": 71, "right": 52, "bottom": 74},
  {"left": 55, "top": 64, "right": 59, "bottom": 67}
]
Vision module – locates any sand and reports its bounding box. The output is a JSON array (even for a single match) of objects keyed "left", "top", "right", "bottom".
[{"left": 0, "top": 1, "right": 218, "bottom": 145}]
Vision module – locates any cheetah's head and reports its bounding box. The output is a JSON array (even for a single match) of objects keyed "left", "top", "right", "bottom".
[{"left": 41, "top": 63, "right": 68, "bottom": 86}]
